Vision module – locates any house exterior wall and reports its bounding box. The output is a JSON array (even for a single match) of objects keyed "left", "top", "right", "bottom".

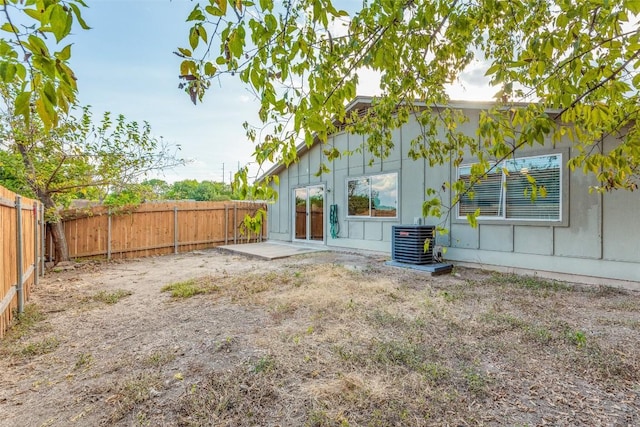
[{"left": 267, "top": 108, "right": 640, "bottom": 283}]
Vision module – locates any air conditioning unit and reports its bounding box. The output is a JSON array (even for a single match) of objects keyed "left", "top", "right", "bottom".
[{"left": 391, "top": 225, "right": 435, "bottom": 265}]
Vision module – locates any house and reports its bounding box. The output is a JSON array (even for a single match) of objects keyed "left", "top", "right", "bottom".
[{"left": 261, "top": 96, "right": 640, "bottom": 285}]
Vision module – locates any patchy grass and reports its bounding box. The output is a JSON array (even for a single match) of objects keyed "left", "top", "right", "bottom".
[
  {"left": 171, "top": 263, "right": 640, "bottom": 426},
  {"left": 5, "top": 304, "right": 45, "bottom": 341},
  {"left": 105, "top": 372, "right": 163, "bottom": 423},
  {"left": 74, "top": 352, "right": 94, "bottom": 370},
  {"left": 161, "top": 277, "right": 219, "bottom": 298},
  {"left": 6, "top": 255, "right": 637, "bottom": 426},
  {"left": 486, "top": 272, "right": 572, "bottom": 292},
  {"left": 0, "top": 305, "right": 50, "bottom": 358},
  {"left": 21, "top": 336, "right": 60, "bottom": 356},
  {"left": 142, "top": 349, "right": 177, "bottom": 368},
  {"left": 91, "top": 289, "right": 133, "bottom": 305}
]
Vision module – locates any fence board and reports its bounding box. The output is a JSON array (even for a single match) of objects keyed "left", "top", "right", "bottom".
[
  {"left": 0, "top": 185, "right": 43, "bottom": 338},
  {"left": 50, "top": 201, "right": 266, "bottom": 260}
]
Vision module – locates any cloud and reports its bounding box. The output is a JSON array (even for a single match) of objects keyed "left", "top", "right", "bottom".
[{"left": 460, "top": 66, "right": 491, "bottom": 87}]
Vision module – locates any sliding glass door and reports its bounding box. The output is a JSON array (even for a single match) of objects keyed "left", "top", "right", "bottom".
[{"left": 293, "top": 185, "right": 324, "bottom": 242}]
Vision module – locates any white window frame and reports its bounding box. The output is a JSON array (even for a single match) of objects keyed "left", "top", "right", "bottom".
[{"left": 457, "top": 153, "right": 563, "bottom": 223}]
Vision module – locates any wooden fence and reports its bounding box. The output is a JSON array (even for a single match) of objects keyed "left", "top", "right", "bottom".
[
  {"left": 48, "top": 201, "right": 267, "bottom": 260},
  {"left": 0, "top": 185, "right": 44, "bottom": 338}
]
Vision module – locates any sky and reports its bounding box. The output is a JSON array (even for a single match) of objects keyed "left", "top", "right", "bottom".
[
  {"left": 71, "top": 0, "right": 263, "bottom": 184},
  {"left": 64, "top": 0, "right": 493, "bottom": 184}
]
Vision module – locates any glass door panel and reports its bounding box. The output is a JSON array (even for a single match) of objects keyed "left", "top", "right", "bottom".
[
  {"left": 294, "top": 188, "right": 307, "bottom": 240},
  {"left": 308, "top": 186, "right": 324, "bottom": 241}
]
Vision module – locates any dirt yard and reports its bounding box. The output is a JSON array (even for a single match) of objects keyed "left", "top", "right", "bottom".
[{"left": 0, "top": 249, "right": 639, "bottom": 426}]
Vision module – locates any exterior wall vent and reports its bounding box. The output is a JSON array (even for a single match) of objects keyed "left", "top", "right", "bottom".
[{"left": 391, "top": 225, "right": 435, "bottom": 265}]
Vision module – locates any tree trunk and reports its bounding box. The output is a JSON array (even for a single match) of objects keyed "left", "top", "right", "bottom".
[
  {"left": 40, "top": 194, "right": 70, "bottom": 264},
  {"left": 14, "top": 141, "right": 71, "bottom": 263},
  {"left": 48, "top": 219, "right": 70, "bottom": 263}
]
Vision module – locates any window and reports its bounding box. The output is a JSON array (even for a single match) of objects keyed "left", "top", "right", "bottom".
[
  {"left": 347, "top": 172, "right": 398, "bottom": 218},
  {"left": 458, "top": 153, "right": 561, "bottom": 221}
]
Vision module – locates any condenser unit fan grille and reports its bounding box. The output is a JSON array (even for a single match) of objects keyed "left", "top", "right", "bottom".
[{"left": 391, "top": 225, "right": 435, "bottom": 265}]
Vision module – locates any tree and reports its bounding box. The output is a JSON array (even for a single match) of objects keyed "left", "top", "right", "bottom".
[
  {"left": 165, "top": 179, "right": 234, "bottom": 201},
  {"left": 141, "top": 178, "right": 171, "bottom": 199},
  {"left": 177, "top": 0, "right": 640, "bottom": 224},
  {"left": 1, "top": 0, "right": 89, "bottom": 129},
  {"left": 1, "top": 0, "right": 89, "bottom": 263},
  {"left": 0, "top": 100, "right": 184, "bottom": 262},
  {"left": 1, "top": 1, "right": 183, "bottom": 262}
]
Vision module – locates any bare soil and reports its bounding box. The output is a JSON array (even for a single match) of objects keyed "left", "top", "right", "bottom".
[{"left": 0, "top": 249, "right": 639, "bottom": 427}]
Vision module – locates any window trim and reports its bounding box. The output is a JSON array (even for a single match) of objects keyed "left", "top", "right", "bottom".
[
  {"left": 345, "top": 172, "right": 399, "bottom": 220},
  {"left": 455, "top": 151, "right": 568, "bottom": 227}
]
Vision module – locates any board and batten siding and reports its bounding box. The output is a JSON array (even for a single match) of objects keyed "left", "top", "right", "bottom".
[{"left": 267, "top": 108, "right": 640, "bottom": 283}]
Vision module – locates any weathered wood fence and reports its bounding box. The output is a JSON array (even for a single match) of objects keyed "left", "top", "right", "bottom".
[
  {"left": 0, "top": 185, "right": 45, "bottom": 338},
  {"left": 47, "top": 201, "right": 267, "bottom": 260}
]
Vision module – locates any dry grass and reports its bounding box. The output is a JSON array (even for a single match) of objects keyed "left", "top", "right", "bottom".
[
  {"left": 3, "top": 253, "right": 637, "bottom": 426},
  {"left": 104, "top": 371, "right": 165, "bottom": 423},
  {"left": 173, "top": 264, "right": 640, "bottom": 426}
]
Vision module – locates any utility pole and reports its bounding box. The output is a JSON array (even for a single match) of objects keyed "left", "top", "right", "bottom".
[{"left": 222, "top": 163, "right": 225, "bottom": 184}]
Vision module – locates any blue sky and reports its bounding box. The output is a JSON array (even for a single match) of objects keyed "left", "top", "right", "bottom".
[
  {"left": 71, "top": 0, "right": 260, "bottom": 183},
  {"left": 67, "top": 0, "right": 491, "bottom": 184}
]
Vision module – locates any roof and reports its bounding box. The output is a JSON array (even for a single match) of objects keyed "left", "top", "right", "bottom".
[{"left": 256, "top": 96, "right": 537, "bottom": 182}]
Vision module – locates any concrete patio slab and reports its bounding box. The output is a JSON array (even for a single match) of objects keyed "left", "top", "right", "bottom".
[{"left": 218, "top": 241, "right": 328, "bottom": 260}]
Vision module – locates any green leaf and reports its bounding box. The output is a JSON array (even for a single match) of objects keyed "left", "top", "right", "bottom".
[
  {"left": 1, "top": 23, "right": 19, "bottom": 33},
  {"left": 55, "top": 44, "right": 72, "bottom": 61},
  {"left": 228, "top": 32, "right": 243, "bottom": 58},
  {"left": 205, "top": 5, "right": 224, "bottom": 17},
  {"left": 180, "top": 60, "right": 194, "bottom": 75},
  {"left": 14, "top": 91, "right": 31, "bottom": 120},
  {"left": 48, "top": 4, "right": 70, "bottom": 42},
  {"left": 43, "top": 81, "right": 57, "bottom": 106},
  {"left": 467, "top": 209, "right": 480, "bottom": 228},
  {"left": 539, "top": 186, "right": 547, "bottom": 198},
  {"left": 217, "top": 0, "right": 228, "bottom": 15},
  {"left": 27, "top": 34, "right": 50, "bottom": 56},
  {"left": 199, "top": 25, "right": 208, "bottom": 43},
  {"left": 187, "top": 5, "right": 205, "bottom": 21},
  {"left": 626, "top": 0, "right": 640, "bottom": 14},
  {"left": 204, "top": 62, "right": 216, "bottom": 76},
  {"left": 189, "top": 27, "right": 199, "bottom": 50},
  {"left": 23, "top": 8, "right": 43, "bottom": 22},
  {"left": 69, "top": 3, "right": 91, "bottom": 30},
  {"left": 35, "top": 94, "right": 56, "bottom": 129},
  {"left": 0, "top": 62, "right": 17, "bottom": 83},
  {"left": 259, "top": 0, "right": 273, "bottom": 11},
  {"left": 265, "top": 14, "right": 277, "bottom": 32}
]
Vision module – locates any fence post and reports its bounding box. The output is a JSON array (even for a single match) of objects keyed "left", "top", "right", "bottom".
[
  {"left": 40, "top": 204, "right": 45, "bottom": 276},
  {"left": 107, "top": 209, "right": 112, "bottom": 260},
  {"left": 260, "top": 204, "right": 264, "bottom": 242},
  {"left": 224, "top": 205, "right": 229, "bottom": 245},
  {"left": 33, "top": 202, "right": 38, "bottom": 287},
  {"left": 15, "top": 195, "right": 24, "bottom": 314},
  {"left": 49, "top": 232, "right": 53, "bottom": 262},
  {"left": 174, "top": 206, "right": 179, "bottom": 254},
  {"left": 233, "top": 205, "right": 237, "bottom": 244}
]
